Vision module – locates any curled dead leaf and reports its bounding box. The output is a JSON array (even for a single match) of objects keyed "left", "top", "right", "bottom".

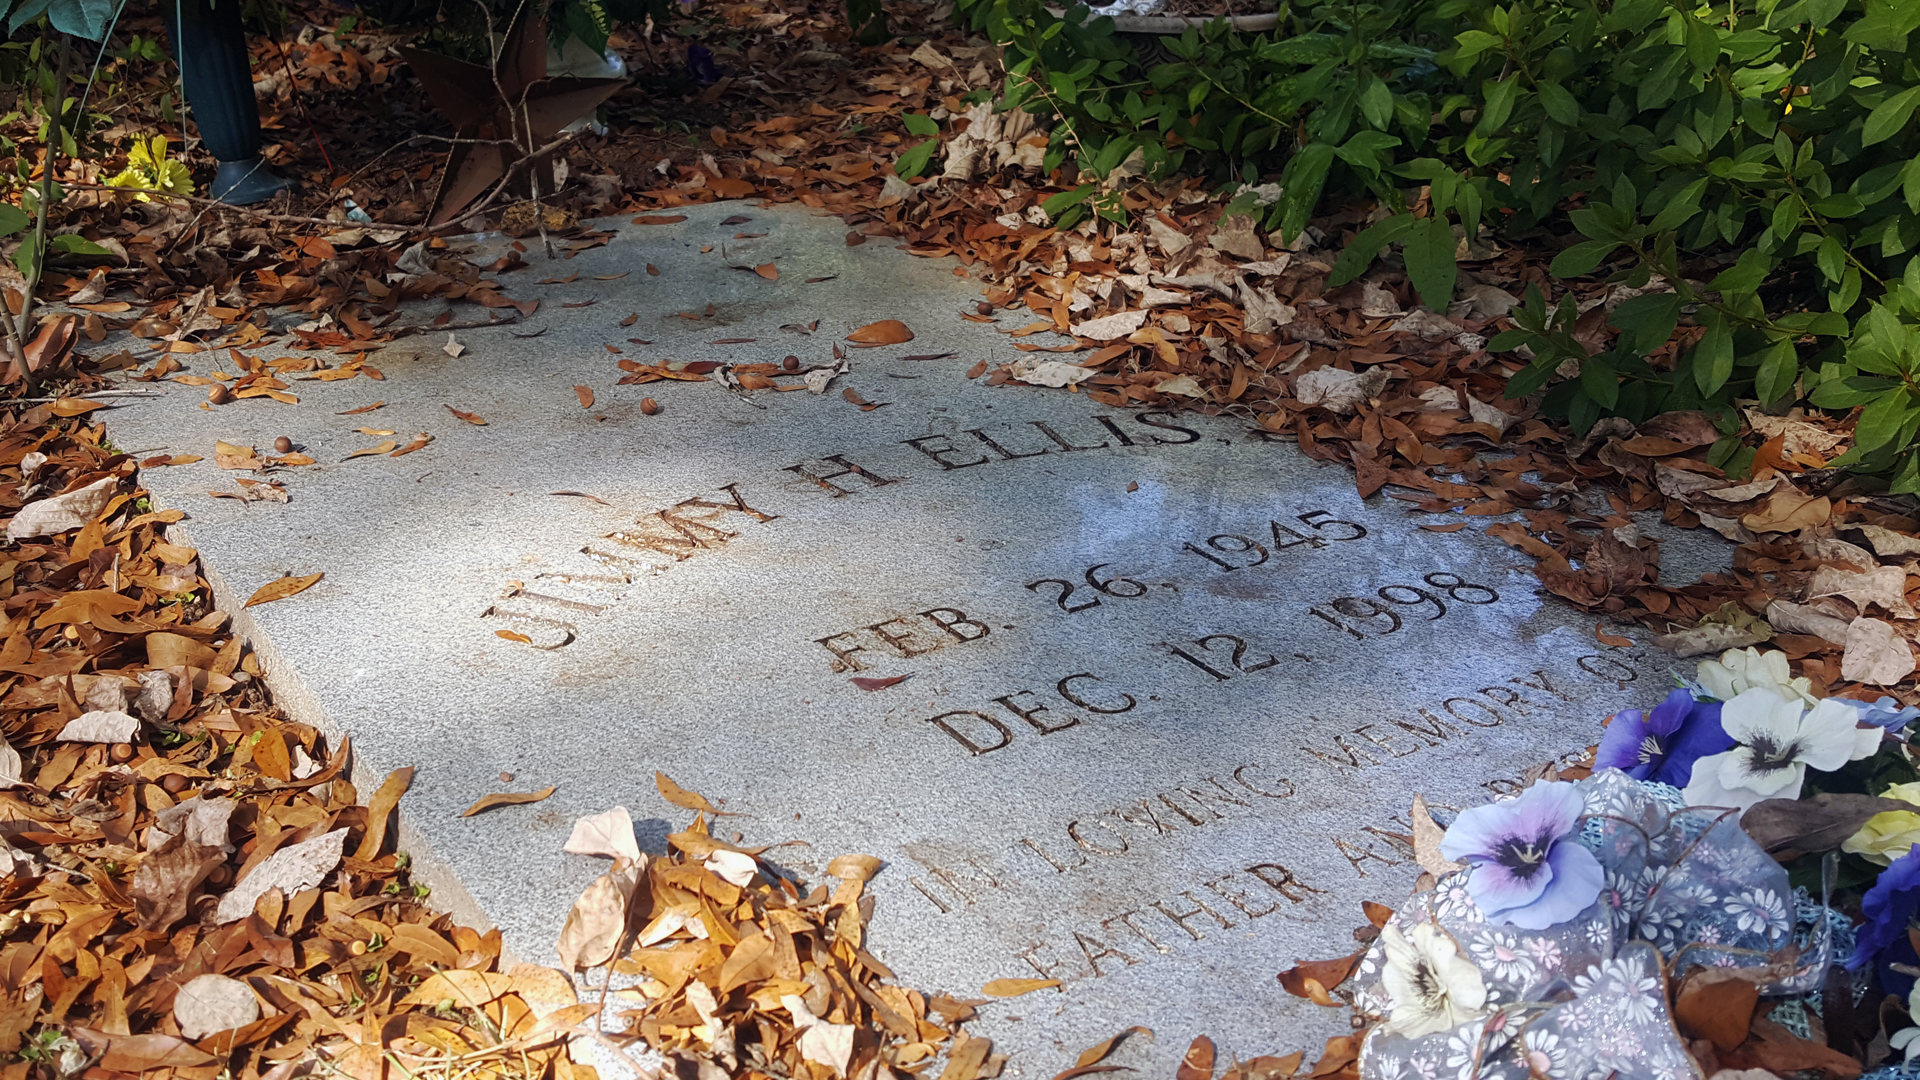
[
  {"left": 1277, "top": 951, "right": 1363, "bottom": 1005},
  {"left": 656, "top": 771, "right": 720, "bottom": 814},
  {"left": 344, "top": 440, "right": 398, "bottom": 460},
  {"left": 981, "top": 978, "right": 1059, "bottom": 998},
  {"left": 846, "top": 319, "right": 914, "bottom": 345},
  {"left": 244, "top": 572, "right": 323, "bottom": 607},
  {"left": 461, "top": 785, "right": 558, "bottom": 816}
]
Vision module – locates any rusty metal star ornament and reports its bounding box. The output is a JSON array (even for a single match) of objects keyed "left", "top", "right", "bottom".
[{"left": 398, "top": 11, "right": 626, "bottom": 226}]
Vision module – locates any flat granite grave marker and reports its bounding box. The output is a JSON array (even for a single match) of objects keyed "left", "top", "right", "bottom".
[{"left": 100, "top": 201, "right": 1727, "bottom": 1072}]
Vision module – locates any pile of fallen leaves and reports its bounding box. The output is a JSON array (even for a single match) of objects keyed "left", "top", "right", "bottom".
[
  {"left": 546, "top": 782, "right": 1002, "bottom": 1079},
  {"left": 0, "top": 408, "right": 1052, "bottom": 1080}
]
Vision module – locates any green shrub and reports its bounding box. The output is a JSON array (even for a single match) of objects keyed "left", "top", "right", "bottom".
[{"left": 957, "top": 0, "right": 1920, "bottom": 488}]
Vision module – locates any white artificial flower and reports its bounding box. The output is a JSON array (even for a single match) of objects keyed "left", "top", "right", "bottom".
[
  {"left": 1897, "top": 985, "right": 1920, "bottom": 1065},
  {"left": 1696, "top": 647, "right": 1816, "bottom": 705},
  {"left": 1683, "top": 688, "right": 1872, "bottom": 810},
  {"left": 1893, "top": 1026, "right": 1920, "bottom": 1067},
  {"left": 1381, "top": 921, "right": 1489, "bottom": 1038}
]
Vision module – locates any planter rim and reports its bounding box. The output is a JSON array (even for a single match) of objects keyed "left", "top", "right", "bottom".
[{"left": 1043, "top": 6, "right": 1281, "bottom": 32}]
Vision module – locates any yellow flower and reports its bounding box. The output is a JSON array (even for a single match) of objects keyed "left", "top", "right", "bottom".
[
  {"left": 106, "top": 136, "right": 194, "bottom": 201},
  {"left": 1843, "top": 781, "right": 1920, "bottom": 865}
]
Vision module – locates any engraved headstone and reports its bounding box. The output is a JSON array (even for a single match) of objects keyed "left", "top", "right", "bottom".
[{"left": 104, "top": 202, "right": 1726, "bottom": 1070}]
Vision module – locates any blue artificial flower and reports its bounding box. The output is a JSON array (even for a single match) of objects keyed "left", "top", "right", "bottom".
[
  {"left": 1439, "top": 781, "right": 1604, "bottom": 929},
  {"left": 1848, "top": 843, "right": 1920, "bottom": 997},
  {"left": 1593, "top": 688, "right": 1734, "bottom": 788},
  {"left": 1836, "top": 695, "right": 1920, "bottom": 733}
]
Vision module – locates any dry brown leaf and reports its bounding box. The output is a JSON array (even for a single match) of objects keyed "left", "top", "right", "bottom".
[
  {"left": 1594, "top": 623, "right": 1634, "bottom": 647},
  {"left": 1842, "top": 617, "right": 1917, "bottom": 685},
  {"left": 656, "top": 771, "right": 720, "bottom": 814},
  {"left": 213, "top": 827, "right": 348, "bottom": 924},
  {"left": 1177, "top": 1035, "right": 1216, "bottom": 1080},
  {"left": 496, "top": 629, "right": 533, "bottom": 643},
  {"left": 1411, "top": 794, "right": 1463, "bottom": 876},
  {"left": 575, "top": 385, "right": 595, "bottom": 409},
  {"left": 556, "top": 860, "right": 639, "bottom": 970},
  {"left": 1741, "top": 792, "right": 1912, "bottom": 856},
  {"left": 337, "top": 401, "right": 385, "bottom": 414},
  {"left": 399, "top": 970, "right": 518, "bottom": 1008},
  {"left": 981, "top": 978, "right": 1059, "bottom": 997},
  {"left": 1808, "top": 565, "right": 1916, "bottom": 619},
  {"left": 755, "top": 262, "right": 779, "bottom": 280},
  {"left": 846, "top": 319, "right": 914, "bottom": 344},
  {"left": 461, "top": 785, "right": 558, "bottom": 816},
  {"left": 565, "top": 806, "right": 640, "bottom": 862},
  {"left": 1070, "top": 1027, "right": 1152, "bottom": 1070},
  {"left": 851, "top": 674, "right": 911, "bottom": 691},
  {"left": 391, "top": 433, "right": 433, "bottom": 457},
  {"left": 446, "top": 405, "right": 487, "bottom": 425},
  {"left": 174, "top": 974, "right": 260, "bottom": 1039},
  {"left": 1277, "top": 951, "right": 1363, "bottom": 1006},
  {"left": 244, "top": 572, "right": 323, "bottom": 607},
  {"left": 344, "top": 440, "right": 398, "bottom": 459},
  {"left": 1742, "top": 489, "right": 1831, "bottom": 533}
]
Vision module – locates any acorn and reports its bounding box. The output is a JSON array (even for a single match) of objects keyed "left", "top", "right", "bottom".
[
  {"left": 109, "top": 743, "right": 134, "bottom": 762},
  {"left": 783, "top": 356, "right": 799, "bottom": 371},
  {"left": 641, "top": 398, "right": 661, "bottom": 415},
  {"left": 273, "top": 436, "right": 292, "bottom": 454},
  {"left": 161, "top": 773, "right": 188, "bottom": 793},
  {"left": 976, "top": 302, "right": 994, "bottom": 315},
  {"left": 208, "top": 383, "right": 232, "bottom": 404}
]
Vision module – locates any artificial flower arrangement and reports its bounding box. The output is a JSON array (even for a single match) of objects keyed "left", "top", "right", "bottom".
[{"left": 1322, "top": 647, "right": 1920, "bottom": 1080}]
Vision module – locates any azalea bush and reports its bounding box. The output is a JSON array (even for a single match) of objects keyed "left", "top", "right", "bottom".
[
  {"left": 953, "top": 0, "right": 1920, "bottom": 487},
  {"left": 1322, "top": 646, "right": 1920, "bottom": 1074}
]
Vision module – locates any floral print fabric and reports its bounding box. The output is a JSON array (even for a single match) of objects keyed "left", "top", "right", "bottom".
[{"left": 1354, "top": 770, "right": 1828, "bottom": 1080}]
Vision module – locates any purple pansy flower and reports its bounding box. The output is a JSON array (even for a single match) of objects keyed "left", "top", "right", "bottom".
[
  {"left": 1848, "top": 843, "right": 1920, "bottom": 997},
  {"left": 1439, "top": 781, "right": 1605, "bottom": 930},
  {"left": 1837, "top": 695, "right": 1920, "bottom": 733},
  {"left": 1593, "top": 689, "right": 1733, "bottom": 788}
]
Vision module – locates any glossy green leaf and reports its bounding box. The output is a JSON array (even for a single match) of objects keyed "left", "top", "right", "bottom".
[
  {"left": 1853, "top": 389, "right": 1918, "bottom": 453},
  {"left": 1611, "top": 291, "right": 1682, "bottom": 358},
  {"left": 1549, "top": 239, "right": 1621, "bottom": 278},
  {"left": 1403, "top": 216, "right": 1458, "bottom": 307},
  {"left": 893, "top": 139, "right": 938, "bottom": 180},
  {"left": 1692, "top": 310, "right": 1735, "bottom": 394},
  {"left": 902, "top": 113, "right": 940, "bottom": 137},
  {"left": 1538, "top": 83, "right": 1579, "bottom": 126},
  {"left": 1579, "top": 356, "right": 1619, "bottom": 408},
  {"left": 1754, "top": 337, "right": 1799, "bottom": 403},
  {"left": 1327, "top": 214, "right": 1419, "bottom": 288}
]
